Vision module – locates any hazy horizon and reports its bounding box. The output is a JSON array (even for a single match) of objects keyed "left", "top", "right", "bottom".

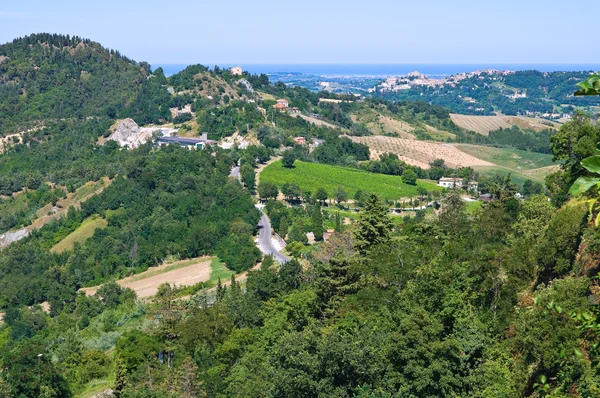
[{"left": 1, "top": 0, "right": 599, "bottom": 64}]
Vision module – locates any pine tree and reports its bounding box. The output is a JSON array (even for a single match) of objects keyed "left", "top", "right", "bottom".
[
  {"left": 353, "top": 194, "right": 393, "bottom": 254},
  {"left": 279, "top": 215, "right": 289, "bottom": 238},
  {"left": 312, "top": 206, "right": 324, "bottom": 241},
  {"left": 216, "top": 278, "right": 225, "bottom": 302},
  {"left": 335, "top": 211, "right": 343, "bottom": 232}
]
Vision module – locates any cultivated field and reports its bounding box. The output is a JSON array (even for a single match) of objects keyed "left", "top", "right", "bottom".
[
  {"left": 260, "top": 160, "right": 441, "bottom": 200},
  {"left": 450, "top": 114, "right": 560, "bottom": 135},
  {"left": 51, "top": 215, "right": 108, "bottom": 253},
  {"left": 81, "top": 257, "right": 229, "bottom": 299},
  {"left": 455, "top": 145, "right": 558, "bottom": 170},
  {"left": 350, "top": 136, "right": 493, "bottom": 169}
]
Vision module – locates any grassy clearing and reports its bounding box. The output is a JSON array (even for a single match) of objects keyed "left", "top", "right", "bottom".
[
  {"left": 71, "top": 178, "right": 107, "bottom": 202},
  {"left": 455, "top": 145, "right": 557, "bottom": 170},
  {"left": 51, "top": 215, "right": 108, "bottom": 253},
  {"left": 466, "top": 201, "right": 483, "bottom": 214},
  {"left": 261, "top": 160, "right": 441, "bottom": 200},
  {"left": 208, "top": 258, "right": 235, "bottom": 285},
  {"left": 472, "top": 165, "right": 545, "bottom": 185}
]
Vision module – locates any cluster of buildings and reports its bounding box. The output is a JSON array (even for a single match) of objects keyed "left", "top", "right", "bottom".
[
  {"left": 373, "top": 69, "right": 515, "bottom": 93},
  {"left": 272, "top": 98, "right": 300, "bottom": 114}
]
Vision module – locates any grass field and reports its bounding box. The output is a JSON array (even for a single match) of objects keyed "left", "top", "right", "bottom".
[
  {"left": 473, "top": 165, "right": 546, "bottom": 185},
  {"left": 455, "top": 145, "right": 558, "bottom": 170},
  {"left": 261, "top": 160, "right": 442, "bottom": 200},
  {"left": 51, "top": 215, "right": 108, "bottom": 253}
]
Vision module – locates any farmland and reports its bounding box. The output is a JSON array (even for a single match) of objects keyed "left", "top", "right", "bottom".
[
  {"left": 449, "top": 114, "right": 560, "bottom": 135},
  {"left": 260, "top": 160, "right": 441, "bottom": 200},
  {"left": 51, "top": 215, "right": 108, "bottom": 253},
  {"left": 80, "top": 257, "right": 233, "bottom": 299},
  {"left": 455, "top": 144, "right": 558, "bottom": 170},
  {"left": 350, "top": 136, "right": 493, "bottom": 169}
]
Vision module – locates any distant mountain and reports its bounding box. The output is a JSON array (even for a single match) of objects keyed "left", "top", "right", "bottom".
[{"left": 0, "top": 33, "right": 171, "bottom": 132}]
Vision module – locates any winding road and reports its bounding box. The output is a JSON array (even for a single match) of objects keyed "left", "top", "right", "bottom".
[{"left": 256, "top": 208, "right": 290, "bottom": 264}]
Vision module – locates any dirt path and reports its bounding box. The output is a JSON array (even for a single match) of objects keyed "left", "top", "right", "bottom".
[
  {"left": 81, "top": 257, "right": 214, "bottom": 299},
  {"left": 291, "top": 114, "right": 342, "bottom": 129},
  {"left": 255, "top": 156, "right": 281, "bottom": 189}
]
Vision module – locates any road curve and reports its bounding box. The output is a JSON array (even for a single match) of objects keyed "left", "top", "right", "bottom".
[{"left": 256, "top": 209, "right": 290, "bottom": 264}]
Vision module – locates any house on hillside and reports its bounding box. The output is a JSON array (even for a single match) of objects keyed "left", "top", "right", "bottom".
[
  {"left": 157, "top": 133, "right": 217, "bottom": 150},
  {"left": 288, "top": 107, "right": 300, "bottom": 114},
  {"left": 294, "top": 137, "right": 306, "bottom": 146},
  {"left": 438, "top": 177, "right": 478, "bottom": 192},
  {"left": 230, "top": 66, "right": 243, "bottom": 76},
  {"left": 273, "top": 99, "right": 289, "bottom": 112},
  {"left": 438, "top": 177, "right": 463, "bottom": 188}
]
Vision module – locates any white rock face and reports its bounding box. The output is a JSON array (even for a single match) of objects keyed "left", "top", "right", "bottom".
[{"left": 106, "top": 119, "right": 178, "bottom": 148}]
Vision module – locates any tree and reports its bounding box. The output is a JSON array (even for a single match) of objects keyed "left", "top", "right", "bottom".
[
  {"left": 332, "top": 186, "right": 348, "bottom": 205},
  {"left": 311, "top": 206, "right": 324, "bottom": 241},
  {"left": 240, "top": 163, "right": 256, "bottom": 192},
  {"left": 288, "top": 220, "right": 308, "bottom": 245},
  {"left": 282, "top": 150, "right": 296, "bottom": 168},
  {"left": 353, "top": 194, "right": 393, "bottom": 254},
  {"left": 278, "top": 215, "right": 289, "bottom": 238},
  {"left": 315, "top": 187, "right": 328, "bottom": 205},
  {"left": 401, "top": 169, "right": 417, "bottom": 185},
  {"left": 257, "top": 181, "right": 278, "bottom": 201},
  {"left": 278, "top": 259, "right": 302, "bottom": 292}
]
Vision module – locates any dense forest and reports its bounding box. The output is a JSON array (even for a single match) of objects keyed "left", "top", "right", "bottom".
[{"left": 0, "top": 34, "right": 599, "bottom": 397}]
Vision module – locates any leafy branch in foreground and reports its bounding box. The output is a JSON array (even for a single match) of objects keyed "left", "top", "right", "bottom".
[{"left": 574, "top": 72, "right": 600, "bottom": 96}]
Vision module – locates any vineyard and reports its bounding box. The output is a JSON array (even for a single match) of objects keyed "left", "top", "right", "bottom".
[
  {"left": 450, "top": 114, "right": 560, "bottom": 135},
  {"left": 260, "top": 160, "right": 441, "bottom": 200},
  {"left": 350, "top": 136, "right": 493, "bottom": 169}
]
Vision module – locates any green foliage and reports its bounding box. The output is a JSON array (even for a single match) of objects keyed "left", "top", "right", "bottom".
[
  {"left": 574, "top": 72, "right": 600, "bottom": 96},
  {"left": 401, "top": 168, "right": 417, "bottom": 185},
  {"left": 353, "top": 194, "right": 393, "bottom": 254},
  {"left": 281, "top": 150, "right": 296, "bottom": 168}
]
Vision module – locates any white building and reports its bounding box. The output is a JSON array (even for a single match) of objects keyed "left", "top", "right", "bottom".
[
  {"left": 230, "top": 66, "right": 243, "bottom": 76},
  {"left": 438, "top": 177, "right": 478, "bottom": 192}
]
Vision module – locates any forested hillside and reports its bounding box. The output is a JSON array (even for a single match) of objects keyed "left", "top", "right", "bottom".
[{"left": 0, "top": 34, "right": 599, "bottom": 398}]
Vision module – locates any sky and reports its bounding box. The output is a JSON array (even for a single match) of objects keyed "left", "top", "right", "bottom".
[{"left": 0, "top": 0, "right": 599, "bottom": 65}]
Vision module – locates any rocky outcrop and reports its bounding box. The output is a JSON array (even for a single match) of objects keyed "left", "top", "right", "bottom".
[
  {"left": 106, "top": 119, "right": 177, "bottom": 148},
  {"left": 237, "top": 78, "right": 254, "bottom": 93}
]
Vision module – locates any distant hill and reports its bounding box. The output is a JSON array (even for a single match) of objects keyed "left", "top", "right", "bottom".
[{"left": 372, "top": 69, "right": 600, "bottom": 118}]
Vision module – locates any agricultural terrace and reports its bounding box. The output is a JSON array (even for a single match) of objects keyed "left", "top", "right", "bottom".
[
  {"left": 350, "top": 136, "right": 493, "bottom": 169},
  {"left": 450, "top": 114, "right": 560, "bottom": 135},
  {"left": 51, "top": 215, "right": 108, "bottom": 253},
  {"left": 260, "top": 160, "right": 441, "bottom": 200}
]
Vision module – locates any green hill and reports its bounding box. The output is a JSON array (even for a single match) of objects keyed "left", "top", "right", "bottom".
[{"left": 0, "top": 33, "right": 173, "bottom": 131}]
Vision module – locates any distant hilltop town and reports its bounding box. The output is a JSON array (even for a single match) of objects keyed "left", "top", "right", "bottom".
[{"left": 371, "top": 69, "right": 515, "bottom": 92}]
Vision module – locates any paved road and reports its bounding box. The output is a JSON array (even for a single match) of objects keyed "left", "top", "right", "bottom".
[
  {"left": 229, "top": 166, "right": 241, "bottom": 182},
  {"left": 257, "top": 210, "right": 290, "bottom": 264}
]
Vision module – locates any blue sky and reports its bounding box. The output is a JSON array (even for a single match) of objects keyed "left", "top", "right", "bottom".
[{"left": 0, "top": 0, "right": 598, "bottom": 65}]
